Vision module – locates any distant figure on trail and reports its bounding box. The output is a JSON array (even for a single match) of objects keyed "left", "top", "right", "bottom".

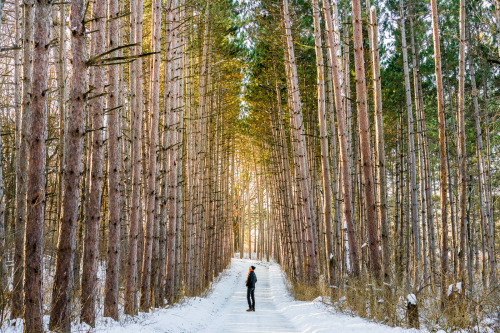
[{"left": 246, "top": 265, "right": 257, "bottom": 312}]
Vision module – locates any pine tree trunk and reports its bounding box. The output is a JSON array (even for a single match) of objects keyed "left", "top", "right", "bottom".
[
  {"left": 257, "top": 167, "right": 264, "bottom": 261},
  {"left": 104, "top": 0, "right": 122, "bottom": 318},
  {"left": 247, "top": 189, "right": 252, "bottom": 258},
  {"left": 49, "top": 0, "right": 87, "bottom": 329},
  {"left": 124, "top": 0, "right": 143, "bottom": 315},
  {"left": 369, "top": 6, "right": 390, "bottom": 284},
  {"left": 81, "top": 0, "right": 106, "bottom": 325},
  {"left": 457, "top": 0, "right": 467, "bottom": 286},
  {"left": 429, "top": 0, "right": 449, "bottom": 302},
  {"left": 10, "top": 0, "right": 21, "bottom": 315},
  {"left": 399, "top": 0, "right": 420, "bottom": 288},
  {"left": 159, "top": 2, "right": 172, "bottom": 302},
  {"left": 53, "top": 4, "right": 67, "bottom": 235},
  {"left": 444, "top": 93, "right": 458, "bottom": 280},
  {"left": 351, "top": 0, "right": 381, "bottom": 280},
  {"left": 185, "top": 20, "right": 196, "bottom": 294},
  {"left": 326, "top": 66, "right": 341, "bottom": 284},
  {"left": 239, "top": 188, "right": 244, "bottom": 258},
  {"left": 174, "top": 0, "right": 185, "bottom": 295},
  {"left": 166, "top": 0, "right": 179, "bottom": 301},
  {"left": 481, "top": 73, "right": 496, "bottom": 287},
  {"left": 194, "top": 0, "right": 211, "bottom": 294},
  {"left": 24, "top": 1, "right": 51, "bottom": 331},
  {"left": 119, "top": 0, "right": 129, "bottom": 278},
  {"left": 158, "top": 79, "right": 168, "bottom": 303},
  {"left": 0, "top": 85, "right": 6, "bottom": 304},
  {"left": 12, "top": 0, "right": 34, "bottom": 320}
]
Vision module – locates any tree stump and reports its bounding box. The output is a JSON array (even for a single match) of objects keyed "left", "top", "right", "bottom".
[{"left": 406, "top": 293, "right": 420, "bottom": 329}]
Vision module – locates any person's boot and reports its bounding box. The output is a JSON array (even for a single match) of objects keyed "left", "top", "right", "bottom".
[
  {"left": 252, "top": 307, "right": 255, "bottom": 312},
  {"left": 246, "top": 308, "right": 253, "bottom": 312}
]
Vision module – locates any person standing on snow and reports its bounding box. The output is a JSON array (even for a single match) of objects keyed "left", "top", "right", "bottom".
[{"left": 246, "top": 265, "right": 257, "bottom": 312}]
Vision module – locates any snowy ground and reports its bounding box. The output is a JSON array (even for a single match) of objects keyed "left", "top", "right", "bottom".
[{"left": 79, "top": 258, "right": 417, "bottom": 333}]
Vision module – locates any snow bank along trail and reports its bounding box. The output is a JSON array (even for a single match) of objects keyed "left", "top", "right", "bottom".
[{"left": 95, "top": 258, "right": 415, "bottom": 333}]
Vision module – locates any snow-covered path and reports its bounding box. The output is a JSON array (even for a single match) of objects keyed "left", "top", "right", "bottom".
[
  {"left": 92, "top": 258, "right": 414, "bottom": 333},
  {"left": 205, "top": 260, "right": 298, "bottom": 332}
]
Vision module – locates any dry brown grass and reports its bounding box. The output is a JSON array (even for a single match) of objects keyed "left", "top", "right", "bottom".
[
  {"left": 290, "top": 279, "right": 322, "bottom": 301},
  {"left": 289, "top": 275, "right": 498, "bottom": 331}
]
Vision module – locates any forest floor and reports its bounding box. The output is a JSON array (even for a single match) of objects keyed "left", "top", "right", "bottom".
[{"left": 82, "top": 257, "right": 416, "bottom": 333}]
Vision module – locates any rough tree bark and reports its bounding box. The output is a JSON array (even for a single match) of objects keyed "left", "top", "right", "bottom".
[
  {"left": 54, "top": 0, "right": 67, "bottom": 232},
  {"left": 12, "top": 0, "right": 34, "bottom": 320},
  {"left": 24, "top": 0, "right": 51, "bottom": 331},
  {"left": 159, "top": 0, "right": 173, "bottom": 302},
  {"left": 81, "top": 0, "right": 106, "bottom": 326},
  {"left": 49, "top": 0, "right": 87, "bottom": 330},
  {"left": 174, "top": 7, "right": 185, "bottom": 294},
  {"left": 125, "top": 0, "right": 143, "bottom": 315},
  {"left": 104, "top": 0, "right": 122, "bottom": 319},
  {"left": 351, "top": 0, "right": 381, "bottom": 280},
  {"left": 166, "top": 0, "right": 179, "bottom": 301}
]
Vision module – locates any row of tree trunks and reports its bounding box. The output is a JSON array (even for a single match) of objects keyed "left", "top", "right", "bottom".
[
  {"left": 409, "top": 7, "right": 434, "bottom": 287},
  {"left": 0, "top": 1, "right": 238, "bottom": 331},
  {"left": 282, "top": 0, "right": 317, "bottom": 280},
  {"left": 0, "top": 0, "right": 498, "bottom": 330},
  {"left": 311, "top": 0, "right": 334, "bottom": 287},
  {"left": 322, "top": 0, "right": 360, "bottom": 278},
  {"left": 468, "top": 33, "right": 495, "bottom": 290},
  {"left": 140, "top": 0, "right": 161, "bottom": 311}
]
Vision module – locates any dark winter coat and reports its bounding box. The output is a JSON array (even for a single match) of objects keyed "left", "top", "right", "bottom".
[{"left": 246, "top": 270, "right": 257, "bottom": 289}]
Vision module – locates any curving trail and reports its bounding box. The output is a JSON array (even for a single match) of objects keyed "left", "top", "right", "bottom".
[{"left": 96, "top": 258, "right": 413, "bottom": 333}]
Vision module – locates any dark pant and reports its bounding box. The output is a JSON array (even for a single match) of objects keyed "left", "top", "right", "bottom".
[{"left": 247, "top": 287, "right": 255, "bottom": 309}]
